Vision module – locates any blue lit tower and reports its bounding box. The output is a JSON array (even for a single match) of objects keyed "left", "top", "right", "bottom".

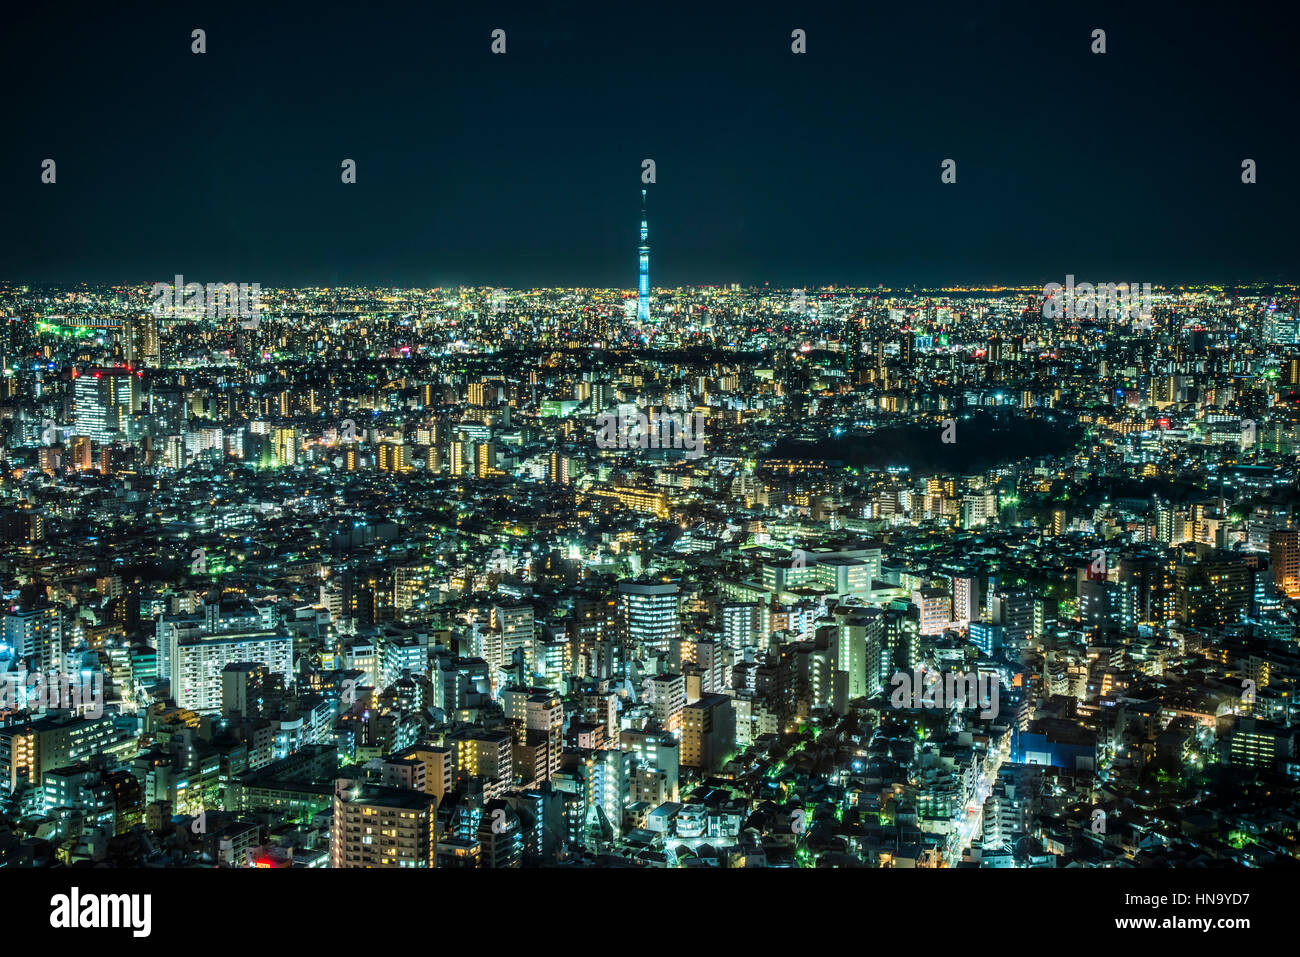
[{"left": 637, "top": 189, "right": 650, "bottom": 321}]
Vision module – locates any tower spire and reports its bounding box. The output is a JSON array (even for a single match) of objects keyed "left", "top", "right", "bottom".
[{"left": 637, "top": 189, "right": 650, "bottom": 321}]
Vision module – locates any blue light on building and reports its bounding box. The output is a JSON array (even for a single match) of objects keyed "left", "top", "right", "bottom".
[{"left": 637, "top": 189, "right": 650, "bottom": 322}]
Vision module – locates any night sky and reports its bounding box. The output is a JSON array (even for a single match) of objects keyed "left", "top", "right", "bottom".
[{"left": 4, "top": 0, "right": 1296, "bottom": 289}]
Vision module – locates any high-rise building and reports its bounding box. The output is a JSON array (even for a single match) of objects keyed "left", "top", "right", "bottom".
[
  {"left": 74, "top": 368, "right": 138, "bottom": 443},
  {"left": 38, "top": 446, "right": 60, "bottom": 475},
  {"left": 476, "top": 800, "right": 523, "bottom": 868},
  {"left": 450, "top": 729, "right": 513, "bottom": 800},
  {"left": 590, "top": 747, "right": 633, "bottom": 840},
  {"left": 833, "top": 604, "right": 884, "bottom": 703},
  {"left": 449, "top": 440, "right": 469, "bottom": 477},
  {"left": 911, "top": 588, "right": 952, "bottom": 636},
  {"left": 547, "top": 450, "right": 571, "bottom": 486},
  {"left": 394, "top": 565, "right": 432, "bottom": 614},
  {"left": 492, "top": 605, "right": 535, "bottom": 672},
  {"left": 962, "top": 492, "right": 998, "bottom": 529},
  {"left": 2, "top": 604, "right": 63, "bottom": 672},
  {"left": 645, "top": 672, "right": 686, "bottom": 733},
  {"left": 69, "top": 435, "right": 93, "bottom": 470},
  {"left": 0, "top": 715, "right": 119, "bottom": 793},
  {"left": 721, "top": 602, "right": 761, "bottom": 650},
  {"left": 680, "top": 693, "right": 735, "bottom": 772},
  {"left": 1225, "top": 717, "right": 1293, "bottom": 769},
  {"left": 272, "top": 427, "right": 298, "bottom": 467},
  {"left": 502, "top": 687, "right": 563, "bottom": 786},
  {"left": 0, "top": 510, "right": 44, "bottom": 543},
  {"left": 1266, "top": 313, "right": 1300, "bottom": 346},
  {"left": 377, "top": 441, "right": 409, "bottom": 473},
  {"left": 1175, "top": 554, "right": 1250, "bottom": 626},
  {"left": 637, "top": 189, "right": 650, "bottom": 322},
  {"left": 382, "top": 745, "right": 453, "bottom": 807},
  {"left": 951, "top": 571, "right": 981, "bottom": 627},
  {"left": 331, "top": 778, "right": 437, "bottom": 868},
  {"left": 1269, "top": 528, "right": 1300, "bottom": 598},
  {"left": 221, "top": 662, "right": 273, "bottom": 718},
  {"left": 475, "top": 441, "right": 500, "bottom": 478},
  {"left": 846, "top": 314, "right": 864, "bottom": 376},
  {"left": 969, "top": 621, "right": 1002, "bottom": 657},
  {"left": 126, "top": 314, "right": 160, "bottom": 367},
  {"left": 165, "top": 630, "right": 294, "bottom": 713},
  {"left": 162, "top": 434, "right": 185, "bottom": 470},
  {"left": 990, "top": 590, "right": 1036, "bottom": 642},
  {"left": 619, "top": 729, "right": 678, "bottom": 801},
  {"left": 618, "top": 581, "right": 680, "bottom": 655},
  {"left": 898, "top": 331, "right": 915, "bottom": 367}
]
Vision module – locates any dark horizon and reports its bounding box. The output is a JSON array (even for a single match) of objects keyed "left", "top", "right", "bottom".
[{"left": 4, "top": 0, "right": 1298, "bottom": 289}]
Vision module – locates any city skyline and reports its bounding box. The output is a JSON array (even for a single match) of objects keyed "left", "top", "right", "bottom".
[
  {"left": 4, "top": 2, "right": 1298, "bottom": 930},
  {"left": 1, "top": 271, "right": 1298, "bottom": 888}
]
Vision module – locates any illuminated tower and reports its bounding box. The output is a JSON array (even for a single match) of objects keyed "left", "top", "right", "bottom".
[{"left": 637, "top": 189, "right": 650, "bottom": 321}]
